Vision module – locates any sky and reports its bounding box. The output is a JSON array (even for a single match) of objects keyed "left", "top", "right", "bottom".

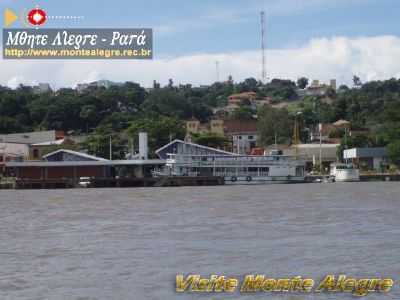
[{"left": 1, "top": 0, "right": 400, "bottom": 88}]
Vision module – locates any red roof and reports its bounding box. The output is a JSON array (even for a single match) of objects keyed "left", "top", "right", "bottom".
[{"left": 228, "top": 92, "right": 257, "bottom": 100}]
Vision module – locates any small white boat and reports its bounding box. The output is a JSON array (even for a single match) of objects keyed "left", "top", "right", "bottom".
[
  {"left": 330, "top": 163, "right": 360, "bottom": 182},
  {"left": 78, "top": 176, "right": 91, "bottom": 187}
]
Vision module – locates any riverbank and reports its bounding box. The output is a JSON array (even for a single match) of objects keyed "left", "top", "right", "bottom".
[{"left": 1, "top": 173, "right": 399, "bottom": 189}]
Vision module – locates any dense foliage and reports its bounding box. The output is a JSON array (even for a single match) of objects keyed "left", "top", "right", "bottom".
[{"left": 0, "top": 77, "right": 400, "bottom": 163}]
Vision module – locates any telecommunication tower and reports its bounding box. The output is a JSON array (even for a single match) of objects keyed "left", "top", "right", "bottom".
[{"left": 260, "top": 11, "right": 266, "bottom": 83}]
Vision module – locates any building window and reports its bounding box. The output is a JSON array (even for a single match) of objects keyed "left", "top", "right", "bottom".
[
  {"left": 248, "top": 135, "right": 254, "bottom": 140},
  {"left": 33, "top": 149, "right": 39, "bottom": 159}
]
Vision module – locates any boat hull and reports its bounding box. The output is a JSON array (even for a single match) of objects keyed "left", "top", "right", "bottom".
[
  {"left": 224, "top": 176, "right": 305, "bottom": 185},
  {"left": 333, "top": 170, "right": 360, "bottom": 182}
]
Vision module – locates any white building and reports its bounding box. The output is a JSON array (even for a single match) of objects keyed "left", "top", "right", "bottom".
[
  {"left": 343, "top": 147, "right": 388, "bottom": 171},
  {"left": 232, "top": 133, "right": 258, "bottom": 154}
]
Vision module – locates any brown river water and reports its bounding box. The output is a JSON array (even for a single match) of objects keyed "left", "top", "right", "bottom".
[{"left": 0, "top": 182, "right": 399, "bottom": 299}]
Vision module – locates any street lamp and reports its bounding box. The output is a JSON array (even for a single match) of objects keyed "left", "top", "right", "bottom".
[{"left": 293, "top": 112, "right": 302, "bottom": 158}]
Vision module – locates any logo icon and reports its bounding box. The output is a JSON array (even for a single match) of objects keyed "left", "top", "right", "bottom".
[
  {"left": 4, "top": 8, "right": 18, "bottom": 27},
  {"left": 27, "top": 7, "right": 46, "bottom": 26}
]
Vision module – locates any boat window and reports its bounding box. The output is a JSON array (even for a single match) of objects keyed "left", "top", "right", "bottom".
[{"left": 260, "top": 167, "right": 269, "bottom": 176}]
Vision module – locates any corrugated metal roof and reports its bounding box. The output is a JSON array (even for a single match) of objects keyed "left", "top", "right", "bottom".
[
  {"left": 43, "top": 149, "right": 109, "bottom": 161},
  {"left": 344, "top": 147, "right": 387, "bottom": 159},
  {"left": 155, "top": 139, "right": 234, "bottom": 157},
  {"left": 0, "top": 130, "right": 58, "bottom": 144},
  {"left": 5, "top": 159, "right": 165, "bottom": 167}
]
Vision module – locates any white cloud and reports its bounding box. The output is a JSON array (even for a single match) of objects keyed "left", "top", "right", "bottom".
[
  {"left": 258, "top": 0, "right": 371, "bottom": 16},
  {"left": 1, "top": 35, "right": 400, "bottom": 89},
  {"left": 155, "top": 0, "right": 372, "bottom": 35}
]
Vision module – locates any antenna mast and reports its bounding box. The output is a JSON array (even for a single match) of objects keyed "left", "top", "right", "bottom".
[
  {"left": 260, "top": 11, "right": 266, "bottom": 83},
  {"left": 215, "top": 61, "right": 220, "bottom": 82}
]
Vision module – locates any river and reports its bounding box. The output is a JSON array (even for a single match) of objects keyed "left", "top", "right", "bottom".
[{"left": 0, "top": 182, "right": 399, "bottom": 299}]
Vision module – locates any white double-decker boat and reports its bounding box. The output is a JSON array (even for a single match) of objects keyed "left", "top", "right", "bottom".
[{"left": 154, "top": 151, "right": 306, "bottom": 184}]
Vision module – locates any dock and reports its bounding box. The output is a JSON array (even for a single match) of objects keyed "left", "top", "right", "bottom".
[
  {"left": 11, "top": 176, "right": 224, "bottom": 189},
  {"left": 305, "top": 174, "right": 400, "bottom": 182},
  {"left": 360, "top": 174, "right": 400, "bottom": 181},
  {"left": 90, "top": 176, "right": 224, "bottom": 188},
  {"left": 7, "top": 174, "right": 400, "bottom": 189}
]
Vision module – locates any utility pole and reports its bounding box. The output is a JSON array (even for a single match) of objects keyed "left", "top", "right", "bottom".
[
  {"left": 319, "top": 124, "right": 322, "bottom": 174},
  {"left": 130, "top": 137, "right": 134, "bottom": 157},
  {"left": 109, "top": 135, "right": 112, "bottom": 160},
  {"left": 293, "top": 114, "right": 299, "bottom": 158}
]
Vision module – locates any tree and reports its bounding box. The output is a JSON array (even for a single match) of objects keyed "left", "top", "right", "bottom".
[
  {"left": 141, "top": 88, "right": 191, "bottom": 119},
  {"left": 297, "top": 77, "right": 309, "bottom": 89},
  {"left": 153, "top": 80, "right": 160, "bottom": 89},
  {"left": 82, "top": 126, "right": 128, "bottom": 160},
  {"left": 231, "top": 106, "right": 254, "bottom": 120},
  {"left": 236, "top": 77, "right": 258, "bottom": 92},
  {"left": 353, "top": 75, "right": 362, "bottom": 87},
  {"left": 257, "top": 105, "right": 293, "bottom": 146},
  {"left": 192, "top": 133, "right": 230, "bottom": 149},
  {"left": 326, "top": 87, "right": 337, "bottom": 99},
  {"left": 260, "top": 78, "right": 298, "bottom": 101},
  {"left": 125, "top": 115, "right": 185, "bottom": 156},
  {"left": 387, "top": 140, "right": 400, "bottom": 166}
]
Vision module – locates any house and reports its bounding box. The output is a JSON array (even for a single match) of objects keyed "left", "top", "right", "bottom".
[
  {"left": 228, "top": 92, "right": 257, "bottom": 105},
  {"left": 76, "top": 80, "right": 123, "bottom": 92},
  {"left": 6, "top": 149, "right": 165, "bottom": 181},
  {"left": 224, "top": 120, "right": 258, "bottom": 154},
  {"left": 284, "top": 143, "right": 340, "bottom": 171},
  {"left": 6, "top": 149, "right": 110, "bottom": 180},
  {"left": 304, "top": 79, "right": 336, "bottom": 96},
  {"left": 0, "top": 142, "right": 30, "bottom": 172},
  {"left": 0, "top": 130, "right": 66, "bottom": 169},
  {"left": 186, "top": 118, "right": 225, "bottom": 136},
  {"left": 32, "top": 83, "right": 52, "bottom": 94},
  {"left": 185, "top": 119, "right": 259, "bottom": 154},
  {"left": 227, "top": 92, "right": 272, "bottom": 110},
  {"left": 343, "top": 147, "right": 388, "bottom": 172},
  {"left": 0, "top": 130, "right": 64, "bottom": 144},
  {"left": 29, "top": 138, "right": 74, "bottom": 160},
  {"left": 310, "top": 120, "right": 351, "bottom": 143},
  {"left": 332, "top": 119, "right": 351, "bottom": 129}
]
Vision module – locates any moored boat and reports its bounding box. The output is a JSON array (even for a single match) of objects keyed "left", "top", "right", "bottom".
[
  {"left": 154, "top": 152, "right": 306, "bottom": 185},
  {"left": 330, "top": 163, "right": 360, "bottom": 182}
]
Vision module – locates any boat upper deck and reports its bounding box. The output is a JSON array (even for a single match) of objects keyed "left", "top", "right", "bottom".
[{"left": 166, "top": 153, "right": 305, "bottom": 167}]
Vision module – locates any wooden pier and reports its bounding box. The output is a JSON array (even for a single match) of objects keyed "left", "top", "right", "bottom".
[
  {"left": 15, "top": 179, "right": 74, "bottom": 189},
  {"left": 360, "top": 174, "right": 400, "bottom": 181},
  {"left": 90, "top": 176, "right": 224, "bottom": 188}
]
